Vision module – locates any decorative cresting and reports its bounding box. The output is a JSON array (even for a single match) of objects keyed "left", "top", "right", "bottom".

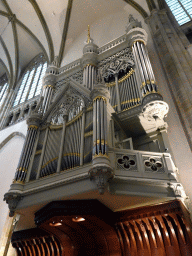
[
  {"left": 101, "top": 51, "right": 135, "bottom": 112},
  {"left": 89, "top": 71, "right": 113, "bottom": 194},
  {"left": 41, "top": 57, "right": 58, "bottom": 113},
  {"left": 14, "top": 113, "right": 41, "bottom": 183},
  {"left": 82, "top": 25, "right": 98, "bottom": 90},
  {"left": 126, "top": 15, "right": 158, "bottom": 98}
]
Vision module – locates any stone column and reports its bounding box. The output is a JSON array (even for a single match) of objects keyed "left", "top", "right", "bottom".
[{"left": 146, "top": 8, "right": 192, "bottom": 149}]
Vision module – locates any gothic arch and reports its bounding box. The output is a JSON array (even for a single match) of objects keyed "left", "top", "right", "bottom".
[{"left": 0, "top": 132, "right": 25, "bottom": 151}]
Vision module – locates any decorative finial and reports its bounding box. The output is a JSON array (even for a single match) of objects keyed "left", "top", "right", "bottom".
[
  {"left": 52, "top": 56, "right": 59, "bottom": 67},
  {"left": 87, "top": 25, "right": 90, "bottom": 43}
]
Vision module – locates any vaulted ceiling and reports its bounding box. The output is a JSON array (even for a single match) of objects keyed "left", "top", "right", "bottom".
[{"left": 0, "top": 0, "right": 151, "bottom": 88}]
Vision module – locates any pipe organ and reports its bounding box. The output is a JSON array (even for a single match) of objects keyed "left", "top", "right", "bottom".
[
  {"left": 11, "top": 15, "right": 165, "bottom": 185},
  {"left": 5, "top": 15, "right": 172, "bottom": 232}
]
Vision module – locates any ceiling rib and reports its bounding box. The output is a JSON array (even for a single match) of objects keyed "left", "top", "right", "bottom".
[
  {"left": 123, "top": 0, "right": 149, "bottom": 18},
  {"left": 0, "top": 10, "right": 48, "bottom": 67},
  {"left": 28, "top": 0, "right": 54, "bottom": 63},
  {"left": 2, "top": 0, "right": 19, "bottom": 86},
  {"left": 16, "top": 20, "right": 48, "bottom": 63},
  {"left": 0, "top": 35, "right": 13, "bottom": 86},
  {"left": 58, "top": 0, "right": 74, "bottom": 67}
]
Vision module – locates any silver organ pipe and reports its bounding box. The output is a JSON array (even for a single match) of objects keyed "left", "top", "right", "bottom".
[
  {"left": 14, "top": 125, "right": 38, "bottom": 183},
  {"left": 83, "top": 64, "right": 96, "bottom": 90},
  {"left": 108, "top": 69, "right": 141, "bottom": 112},
  {"left": 132, "top": 41, "right": 158, "bottom": 96},
  {"left": 93, "top": 96, "right": 108, "bottom": 157}
]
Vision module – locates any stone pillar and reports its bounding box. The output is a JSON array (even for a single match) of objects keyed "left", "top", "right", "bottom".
[
  {"left": 89, "top": 73, "right": 113, "bottom": 194},
  {"left": 146, "top": 8, "right": 192, "bottom": 149}
]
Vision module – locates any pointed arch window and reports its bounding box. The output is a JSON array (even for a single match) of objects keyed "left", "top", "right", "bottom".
[
  {"left": 165, "top": 0, "right": 192, "bottom": 25},
  {"left": 13, "top": 60, "right": 47, "bottom": 107}
]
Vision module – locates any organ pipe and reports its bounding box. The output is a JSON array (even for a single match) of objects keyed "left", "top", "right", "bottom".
[
  {"left": 83, "top": 64, "right": 96, "bottom": 90},
  {"left": 57, "top": 115, "right": 68, "bottom": 172},
  {"left": 80, "top": 109, "right": 85, "bottom": 165},
  {"left": 14, "top": 125, "right": 38, "bottom": 183},
  {"left": 115, "top": 75, "right": 121, "bottom": 112},
  {"left": 93, "top": 96, "right": 108, "bottom": 157},
  {"left": 132, "top": 41, "right": 158, "bottom": 97}
]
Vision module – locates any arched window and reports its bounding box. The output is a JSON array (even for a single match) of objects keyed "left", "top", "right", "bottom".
[
  {"left": 165, "top": 0, "right": 192, "bottom": 25},
  {"left": 0, "top": 77, "right": 8, "bottom": 107},
  {"left": 13, "top": 59, "right": 47, "bottom": 107}
]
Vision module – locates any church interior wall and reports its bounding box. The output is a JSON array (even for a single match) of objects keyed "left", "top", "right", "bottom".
[{"left": 0, "top": 121, "right": 27, "bottom": 237}]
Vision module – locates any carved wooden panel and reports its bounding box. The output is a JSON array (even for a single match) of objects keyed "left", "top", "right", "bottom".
[{"left": 12, "top": 200, "right": 192, "bottom": 256}]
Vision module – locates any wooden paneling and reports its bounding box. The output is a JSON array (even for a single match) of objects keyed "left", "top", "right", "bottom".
[{"left": 12, "top": 200, "right": 192, "bottom": 256}]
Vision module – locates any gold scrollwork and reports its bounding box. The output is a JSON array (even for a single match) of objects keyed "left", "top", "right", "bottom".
[
  {"left": 18, "top": 167, "right": 27, "bottom": 172},
  {"left": 93, "top": 96, "right": 107, "bottom": 103},
  {"left": 29, "top": 125, "right": 38, "bottom": 130},
  {"left": 63, "top": 153, "right": 80, "bottom": 157},
  {"left": 94, "top": 140, "right": 107, "bottom": 145},
  {"left": 84, "top": 131, "right": 93, "bottom": 137},
  {"left": 92, "top": 152, "right": 109, "bottom": 159},
  {"left": 131, "top": 39, "right": 146, "bottom": 48},
  {"left": 106, "top": 69, "right": 135, "bottom": 87},
  {"left": 83, "top": 149, "right": 92, "bottom": 159},
  {"left": 122, "top": 103, "right": 141, "bottom": 112},
  {"left": 83, "top": 63, "right": 96, "bottom": 69},
  {"left": 41, "top": 156, "right": 58, "bottom": 169},
  {"left": 13, "top": 180, "right": 24, "bottom": 184},
  {"left": 85, "top": 121, "right": 93, "bottom": 130},
  {"left": 118, "top": 69, "right": 135, "bottom": 84},
  {"left": 140, "top": 80, "right": 157, "bottom": 89},
  {"left": 43, "top": 84, "right": 54, "bottom": 89},
  {"left": 66, "top": 111, "right": 83, "bottom": 126},
  {"left": 121, "top": 98, "right": 140, "bottom": 105},
  {"left": 86, "top": 105, "right": 93, "bottom": 112}
]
